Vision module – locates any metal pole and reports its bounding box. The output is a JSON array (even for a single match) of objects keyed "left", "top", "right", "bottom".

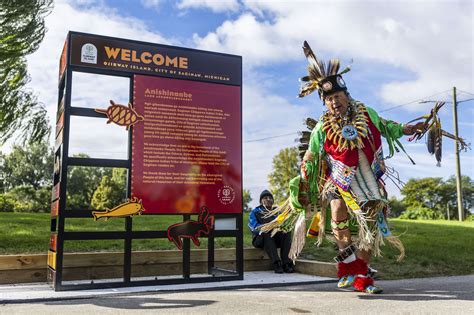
[{"left": 452, "top": 86, "right": 464, "bottom": 221}]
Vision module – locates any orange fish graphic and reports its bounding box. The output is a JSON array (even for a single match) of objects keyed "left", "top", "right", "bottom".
[{"left": 92, "top": 197, "right": 145, "bottom": 221}]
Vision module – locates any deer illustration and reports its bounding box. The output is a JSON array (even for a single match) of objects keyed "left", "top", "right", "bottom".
[{"left": 167, "top": 206, "right": 214, "bottom": 250}]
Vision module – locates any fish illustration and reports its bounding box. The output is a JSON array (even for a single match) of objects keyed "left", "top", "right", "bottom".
[
  {"left": 95, "top": 100, "right": 144, "bottom": 130},
  {"left": 92, "top": 197, "right": 145, "bottom": 221}
]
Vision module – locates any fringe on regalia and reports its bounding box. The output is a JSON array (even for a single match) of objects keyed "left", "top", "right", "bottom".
[
  {"left": 259, "top": 197, "right": 307, "bottom": 262},
  {"left": 259, "top": 176, "right": 405, "bottom": 263}
]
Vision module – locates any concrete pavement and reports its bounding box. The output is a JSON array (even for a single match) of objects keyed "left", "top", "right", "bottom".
[
  {"left": 1, "top": 274, "right": 473, "bottom": 314},
  {"left": 0, "top": 271, "right": 334, "bottom": 303}
]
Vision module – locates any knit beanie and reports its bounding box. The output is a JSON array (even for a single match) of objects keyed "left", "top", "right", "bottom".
[{"left": 259, "top": 190, "right": 273, "bottom": 203}]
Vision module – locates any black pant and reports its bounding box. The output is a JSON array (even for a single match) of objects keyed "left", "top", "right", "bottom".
[{"left": 252, "top": 232, "right": 292, "bottom": 265}]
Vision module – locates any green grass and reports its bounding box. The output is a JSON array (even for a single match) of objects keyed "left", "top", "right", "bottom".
[
  {"left": 0, "top": 212, "right": 254, "bottom": 254},
  {"left": 1, "top": 213, "right": 473, "bottom": 279}
]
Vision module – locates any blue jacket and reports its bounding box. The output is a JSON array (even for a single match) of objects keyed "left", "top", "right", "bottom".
[{"left": 248, "top": 205, "right": 276, "bottom": 233}]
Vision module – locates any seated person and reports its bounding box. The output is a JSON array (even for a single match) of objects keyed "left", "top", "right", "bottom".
[{"left": 248, "top": 190, "right": 294, "bottom": 273}]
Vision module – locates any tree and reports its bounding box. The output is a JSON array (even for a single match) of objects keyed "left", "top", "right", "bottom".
[
  {"left": 268, "top": 147, "right": 299, "bottom": 203},
  {"left": 1, "top": 140, "right": 53, "bottom": 190},
  {"left": 399, "top": 204, "right": 445, "bottom": 220},
  {"left": 401, "top": 177, "right": 444, "bottom": 211},
  {"left": 0, "top": 0, "right": 53, "bottom": 143},
  {"left": 0, "top": 152, "right": 6, "bottom": 193},
  {"left": 66, "top": 154, "right": 111, "bottom": 210},
  {"left": 0, "top": 140, "right": 52, "bottom": 212},
  {"left": 400, "top": 176, "right": 473, "bottom": 220},
  {"left": 443, "top": 176, "right": 473, "bottom": 220},
  {"left": 388, "top": 197, "right": 406, "bottom": 218},
  {"left": 91, "top": 168, "right": 128, "bottom": 210},
  {"left": 4, "top": 185, "right": 50, "bottom": 212},
  {"left": 243, "top": 189, "right": 252, "bottom": 212}
]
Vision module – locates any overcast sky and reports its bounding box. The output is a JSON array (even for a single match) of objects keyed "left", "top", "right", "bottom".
[{"left": 5, "top": 0, "right": 473, "bottom": 207}]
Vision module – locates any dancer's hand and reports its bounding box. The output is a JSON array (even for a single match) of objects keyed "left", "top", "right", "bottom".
[{"left": 403, "top": 121, "right": 426, "bottom": 135}]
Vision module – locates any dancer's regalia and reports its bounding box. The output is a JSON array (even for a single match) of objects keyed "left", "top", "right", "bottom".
[
  {"left": 261, "top": 41, "right": 469, "bottom": 293},
  {"left": 260, "top": 41, "right": 424, "bottom": 294}
]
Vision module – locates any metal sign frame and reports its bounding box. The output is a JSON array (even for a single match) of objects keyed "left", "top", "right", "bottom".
[{"left": 48, "top": 32, "right": 243, "bottom": 291}]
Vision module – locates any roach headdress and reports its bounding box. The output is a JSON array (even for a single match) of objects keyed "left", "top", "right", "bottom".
[{"left": 298, "top": 41, "right": 350, "bottom": 100}]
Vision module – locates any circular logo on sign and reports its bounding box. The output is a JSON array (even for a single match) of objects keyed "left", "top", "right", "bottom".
[{"left": 217, "top": 185, "right": 235, "bottom": 205}]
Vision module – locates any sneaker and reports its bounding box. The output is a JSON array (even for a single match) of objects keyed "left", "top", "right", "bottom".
[
  {"left": 283, "top": 262, "right": 294, "bottom": 273},
  {"left": 273, "top": 261, "right": 284, "bottom": 274},
  {"left": 337, "top": 275, "right": 355, "bottom": 288},
  {"left": 352, "top": 275, "right": 383, "bottom": 294},
  {"left": 364, "top": 285, "right": 383, "bottom": 294}
]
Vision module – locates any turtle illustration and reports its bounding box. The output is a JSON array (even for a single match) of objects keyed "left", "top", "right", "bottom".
[{"left": 95, "top": 100, "right": 144, "bottom": 130}]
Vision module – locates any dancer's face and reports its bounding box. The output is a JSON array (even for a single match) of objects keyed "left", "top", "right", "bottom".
[{"left": 324, "top": 91, "right": 349, "bottom": 116}]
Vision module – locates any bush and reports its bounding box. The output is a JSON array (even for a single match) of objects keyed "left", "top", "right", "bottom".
[
  {"left": 4, "top": 185, "right": 51, "bottom": 213},
  {"left": 0, "top": 194, "right": 16, "bottom": 212},
  {"left": 91, "top": 168, "right": 127, "bottom": 210},
  {"left": 388, "top": 197, "right": 406, "bottom": 217},
  {"left": 399, "top": 205, "right": 445, "bottom": 220}
]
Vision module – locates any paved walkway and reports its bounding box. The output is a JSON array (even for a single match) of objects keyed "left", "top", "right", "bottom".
[
  {"left": 1, "top": 274, "right": 473, "bottom": 314},
  {"left": 0, "top": 271, "right": 333, "bottom": 303}
]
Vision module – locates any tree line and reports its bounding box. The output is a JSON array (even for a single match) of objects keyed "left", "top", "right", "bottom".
[
  {"left": 0, "top": 141, "right": 127, "bottom": 212},
  {"left": 0, "top": 141, "right": 254, "bottom": 213}
]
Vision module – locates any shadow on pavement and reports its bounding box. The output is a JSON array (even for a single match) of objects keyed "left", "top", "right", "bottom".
[
  {"left": 44, "top": 296, "right": 215, "bottom": 310},
  {"left": 356, "top": 288, "right": 474, "bottom": 302},
  {"left": 237, "top": 277, "right": 474, "bottom": 302}
]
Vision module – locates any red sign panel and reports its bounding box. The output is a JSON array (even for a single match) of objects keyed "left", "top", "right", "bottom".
[
  {"left": 58, "top": 37, "right": 68, "bottom": 86},
  {"left": 50, "top": 199, "right": 59, "bottom": 217},
  {"left": 51, "top": 183, "right": 60, "bottom": 202},
  {"left": 131, "top": 75, "right": 241, "bottom": 214}
]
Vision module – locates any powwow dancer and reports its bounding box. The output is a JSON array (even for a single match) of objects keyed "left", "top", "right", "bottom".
[{"left": 259, "top": 41, "right": 429, "bottom": 294}]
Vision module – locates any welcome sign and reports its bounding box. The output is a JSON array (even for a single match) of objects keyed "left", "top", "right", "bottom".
[
  {"left": 50, "top": 32, "right": 243, "bottom": 290},
  {"left": 68, "top": 33, "right": 241, "bottom": 85}
]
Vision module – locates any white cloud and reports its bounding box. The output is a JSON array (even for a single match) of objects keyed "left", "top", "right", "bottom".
[
  {"left": 177, "top": 0, "right": 240, "bottom": 13},
  {"left": 193, "top": 13, "right": 296, "bottom": 66},
  {"left": 242, "top": 83, "right": 311, "bottom": 206},
  {"left": 140, "top": 0, "right": 164, "bottom": 10},
  {"left": 194, "top": 1, "right": 473, "bottom": 109}
]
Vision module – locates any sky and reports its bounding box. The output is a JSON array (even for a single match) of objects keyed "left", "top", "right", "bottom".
[{"left": 7, "top": 0, "right": 474, "bottom": 208}]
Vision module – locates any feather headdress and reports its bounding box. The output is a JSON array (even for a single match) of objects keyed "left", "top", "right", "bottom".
[{"left": 298, "top": 41, "right": 351, "bottom": 99}]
